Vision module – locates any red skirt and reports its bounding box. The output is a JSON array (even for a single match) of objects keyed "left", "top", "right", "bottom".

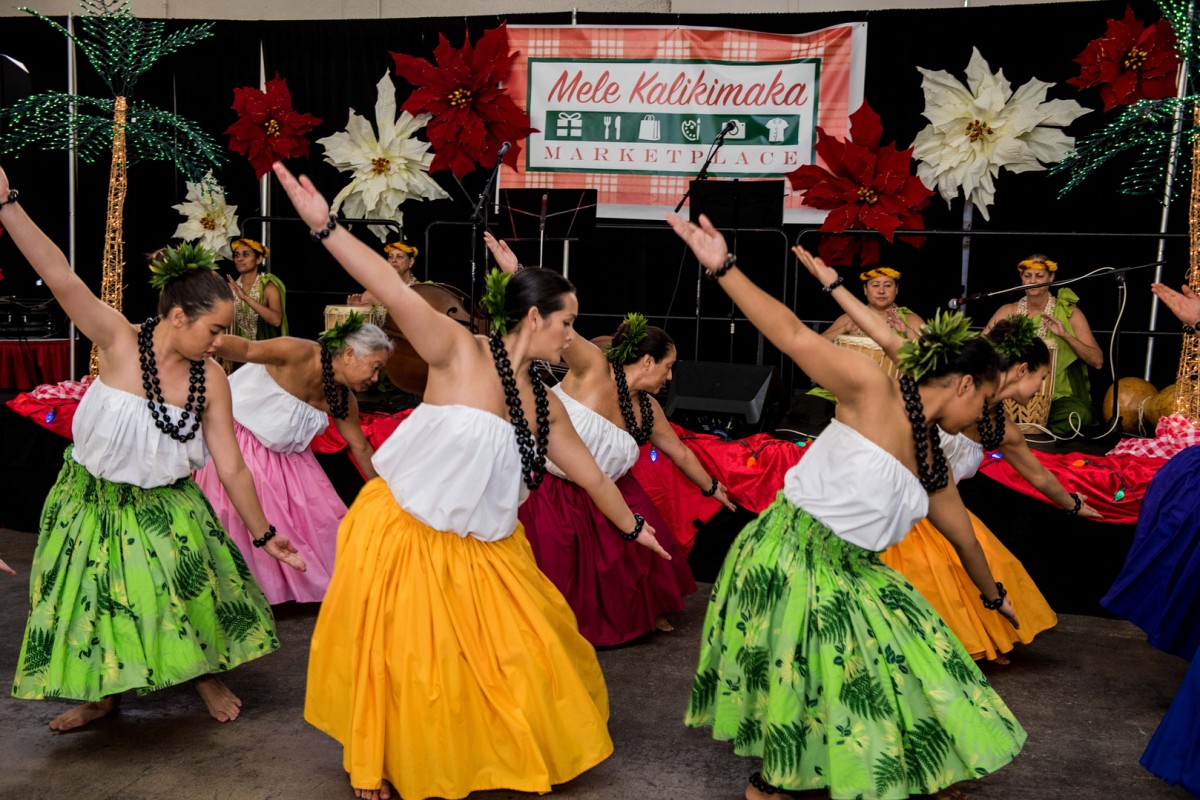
[{"left": 518, "top": 473, "right": 696, "bottom": 646}]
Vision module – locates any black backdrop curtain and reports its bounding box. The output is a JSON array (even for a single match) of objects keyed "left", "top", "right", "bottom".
[{"left": 0, "top": 1, "right": 1187, "bottom": 395}]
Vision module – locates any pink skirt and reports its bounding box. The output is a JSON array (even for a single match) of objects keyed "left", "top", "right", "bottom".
[
  {"left": 518, "top": 473, "right": 696, "bottom": 646},
  {"left": 194, "top": 421, "right": 346, "bottom": 604}
]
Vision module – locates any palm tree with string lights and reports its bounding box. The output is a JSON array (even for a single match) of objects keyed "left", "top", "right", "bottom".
[{"left": 0, "top": 0, "right": 223, "bottom": 374}]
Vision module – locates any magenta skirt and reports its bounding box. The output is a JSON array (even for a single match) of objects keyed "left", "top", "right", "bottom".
[
  {"left": 194, "top": 421, "right": 346, "bottom": 604},
  {"left": 518, "top": 473, "right": 696, "bottom": 646}
]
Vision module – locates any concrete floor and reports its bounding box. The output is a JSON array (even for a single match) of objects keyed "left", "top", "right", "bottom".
[{"left": 0, "top": 526, "right": 1191, "bottom": 800}]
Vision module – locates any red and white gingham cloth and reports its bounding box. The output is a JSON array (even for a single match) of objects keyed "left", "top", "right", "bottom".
[
  {"left": 27, "top": 375, "right": 92, "bottom": 400},
  {"left": 1108, "top": 413, "right": 1200, "bottom": 459}
]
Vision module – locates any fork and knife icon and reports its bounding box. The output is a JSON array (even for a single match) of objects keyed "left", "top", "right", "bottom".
[{"left": 603, "top": 115, "right": 622, "bottom": 140}]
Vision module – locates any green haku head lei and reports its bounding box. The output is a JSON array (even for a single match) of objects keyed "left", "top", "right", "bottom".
[
  {"left": 895, "top": 309, "right": 977, "bottom": 381},
  {"left": 987, "top": 314, "right": 1040, "bottom": 361},
  {"left": 318, "top": 311, "right": 366, "bottom": 353},
  {"left": 148, "top": 241, "right": 219, "bottom": 289},
  {"left": 606, "top": 312, "right": 649, "bottom": 365},
  {"left": 481, "top": 267, "right": 516, "bottom": 337}
]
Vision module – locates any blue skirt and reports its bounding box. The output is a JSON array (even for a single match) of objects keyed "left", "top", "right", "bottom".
[
  {"left": 1141, "top": 650, "right": 1200, "bottom": 797},
  {"left": 1102, "top": 445, "right": 1200, "bottom": 661}
]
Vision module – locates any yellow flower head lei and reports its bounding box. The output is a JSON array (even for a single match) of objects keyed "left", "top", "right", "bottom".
[
  {"left": 1017, "top": 257, "right": 1056, "bottom": 273},
  {"left": 231, "top": 237, "right": 270, "bottom": 258},
  {"left": 148, "top": 242, "right": 219, "bottom": 289},
  {"left": 986, "top": 314, "right": 1040, "bottom": 360},
  {"left": 317, "top": 311, "right": 365, "bottom": 353},
  {"left": 385, "top": 240, "right": 419, "bottom": 258},
  {"left": 480, "top": 268, "right": 516, "bottom": 337},
  {"left": 859, "top": 266, "right": 902, "bottom": 282},
  {"left": 895, "top": 309, "right": 977, "bottom": 381},
  {"left": 606, "top": 312, "right": 649, "bottom": 365}
]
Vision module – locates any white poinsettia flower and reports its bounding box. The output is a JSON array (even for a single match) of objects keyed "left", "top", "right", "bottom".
[
  {"left": 911, "top": 47, "right": 1090, "bottom": 220},
  {"left": 171, "top": 173, "right": 240, "bottom": 259},
  {"left": 318, "top": 72, "right": 449, "bottom": 241}
]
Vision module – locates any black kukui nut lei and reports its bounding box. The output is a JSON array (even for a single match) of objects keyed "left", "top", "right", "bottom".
[
  {"left": 320, "top": 344, "right": 350, "bottom": 420},
  {"left": 139, "top": 318, "right": 206, "bottom": 442},
  {"left": 976, "top": 401, "right": 1005, "bottom": 451},
  {"left": 613, "top": 364, "right": 654, "bottom": 446},
  {"left": 899, "top": 374, "right": 949, "bottom": 493},
  {"left": 489, "top": 334, "right": 550, "bottom": 490}
]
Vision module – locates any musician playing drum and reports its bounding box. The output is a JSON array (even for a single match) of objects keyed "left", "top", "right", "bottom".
[
  {"left": 349, "top": 239, "right": 420, "bottom": 305},
  {"left": 821, "top": 266, "right": 924, "bottom": 341}
]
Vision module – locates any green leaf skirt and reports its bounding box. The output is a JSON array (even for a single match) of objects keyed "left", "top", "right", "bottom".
[
  {"left": 12, "top": 448, "right": 279, "bottom": 702},
  {"left": 685, "top": 494, "right": 1026, "bottom": 799}
]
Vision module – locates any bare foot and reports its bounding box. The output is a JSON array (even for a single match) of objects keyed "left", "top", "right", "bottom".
[
  {"left": 933, "top": 786, "right": 968, "bottom": 800},
  {"left": 194, "top": 675, "right": 243, "bottom": 722},
  {"left": 991, "top": 653, "right": 1011, "bottom": 666},
  {"left": 48, "top": 696, "right": 120, "bottom": 731},
  {"left": 353, "top": 779, "right": 393, "bottom": 799},
  {"left": 655, "top": 615, "right": 675, "bottom": 632}
]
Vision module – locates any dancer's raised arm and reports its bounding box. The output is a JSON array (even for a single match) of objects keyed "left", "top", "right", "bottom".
[{"left": 795, "top": 245, "right": 904, "bottom": 363}]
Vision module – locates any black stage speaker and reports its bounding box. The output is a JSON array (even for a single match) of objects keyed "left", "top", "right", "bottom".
[{"left": 666, "top": 360, "right": 786, "bottom": 436}]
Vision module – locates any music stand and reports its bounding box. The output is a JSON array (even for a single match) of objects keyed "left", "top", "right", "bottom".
[
  {"left": 688, "top": 179, "right": 784, "bottom": 229},
  {"left": 494, "top": 189, "right": 598, "bottom": 275}
]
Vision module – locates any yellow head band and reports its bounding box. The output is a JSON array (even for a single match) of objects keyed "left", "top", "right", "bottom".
[
  {"left": 1018, "top": 258, "right": 1057, "bottom": 273},
  {"left": 385, "top": 241, "right": 418, "bottom": 258},
  {"left": 231, "top": 238, "right": 269, "bottom": 258},
  {"left": 860, "top": 267, "right": 901, "bottom": 282}
]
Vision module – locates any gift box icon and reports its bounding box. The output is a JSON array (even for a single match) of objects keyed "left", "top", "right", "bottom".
[
  {"left": 638, "top": 114, "right": 661, "bottom": 141},
  {"left": 556, "top": 112, "right": 583, "bottom": 137}
]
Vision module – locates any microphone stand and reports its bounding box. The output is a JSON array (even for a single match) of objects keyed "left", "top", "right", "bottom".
[
  {"left": 675, "top": 127, "right": 732, "bottom": 358},
  {"left": 465, "top": 150, "right": 508, "bottom": 334},
  {"left": 962, "top": 260, "right": 1165, "bottom": 441}
]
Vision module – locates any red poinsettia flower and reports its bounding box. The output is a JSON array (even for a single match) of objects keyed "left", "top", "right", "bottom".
[
  {"left": 1068, "top": 6, "right": 1180, "bottom": 112},
  {"left": 391, "top": 23, "right": 535, "bottom": 179},
  {"left": 786, "top": 102, "right": 933, "bottom": 267},
  {"left": 225, "top": 74, "right": 323, "bottom": 179}
]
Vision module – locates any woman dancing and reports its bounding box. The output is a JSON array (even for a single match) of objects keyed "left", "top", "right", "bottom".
[
  {"left": 668, "top": 213, "right": 1025, "bottom": 800},
  {"left": 194, "top": 313, "right": 390, "bottom": 604},
  {"left": 273, "top": 162, "right": 669, "bottom": 800},
  {"left": 799, "top": 246, "right": 1099, "bottom": 662},
  {"left": 1, "top": 167, "right": 303, "bottom": 731}
]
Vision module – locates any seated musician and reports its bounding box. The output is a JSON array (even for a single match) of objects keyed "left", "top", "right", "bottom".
[{"left": 348, "top": 239, "right": 419, "bottom": 305}]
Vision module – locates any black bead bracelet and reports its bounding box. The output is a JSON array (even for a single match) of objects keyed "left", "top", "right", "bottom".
[
  {"left": 701, "top": 476, "right": 719, "bottom": 497},
  {"left": 252, "top": 524, "right": 278, "bottom": 548},
  {"left": 1066, "top": 492, "right": 1082, "bottom": 515},
  {"left": 621, "top": 513, "right": 645, "bottom": 542},
  {"left": 310, "top": 214, "right": 338, "bottom": 241},
  {"left": 822, "top": 276, "right": 845, "bottom": 294},
  {"left": 707, "top": 253, "right": 737, "bottom": 281},
  {"left": 980, "top": 582, "right": 1008, "bottom": 610},
  {"left": 0, "top": 189, "right": 18, "bottom": 210}
]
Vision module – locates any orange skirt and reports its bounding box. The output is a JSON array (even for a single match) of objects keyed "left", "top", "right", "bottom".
[
  {"left": 305, "top": 478, "right": 613, "bottom": 799},
  {"left": 880, "top": 511, "right": 1058, "bottom": 661}
]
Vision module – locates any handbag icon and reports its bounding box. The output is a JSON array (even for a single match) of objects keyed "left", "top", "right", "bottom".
[{"left": 637, "top": 114, "right": 661, "bottom": 141}]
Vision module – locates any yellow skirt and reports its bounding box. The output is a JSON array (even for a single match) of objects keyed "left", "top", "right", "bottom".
[
  {"left": 305, "top": 478, "right": 613, "bottom": 798},
  {"left": 880, "top": 511, "right": 1058, "bottom": 662}
]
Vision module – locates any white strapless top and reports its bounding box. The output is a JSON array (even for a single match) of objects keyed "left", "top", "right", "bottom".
[
  {"left": 71, "top": 377, "right": 209, "bottom": 488},
  {"left": 229, "top": 363, "right": 328, "bottom": 453},
  {"left": 545, "top": 385, "right": 639, "bottom": 482},
  {"left": 783, "top": 418, "right": 928, "bottom": 552},
  {"left": 371, "top": 403, "right": 528, "bottom": 542},
  {"left": 939, "top": 427, "right": 985, "bottom": 484}
]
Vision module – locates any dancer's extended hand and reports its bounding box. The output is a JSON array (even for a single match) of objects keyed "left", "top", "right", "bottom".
[
  {"left": 711, "top": 481, "right": 737, "bottom": 512},
  {"left": 1151, "top": 282, "right": 1200, "bottom": 327},
  {"left": 483, "top": 231, "right": 520, "bottom": 273},
  {"left": 0, "top": 555, "right": 16, "bottom": 577},
  {"left": 272, "top": 162, "right": 332, "bottom": 233},
  {"left": 1075, "top": 493, "right": 1103, "bottom": 520},
  {"left": 264, "top": 534, "right": 306, "bottom": 572},
  {"left": 665, "top": 213, "right": 729, "bottom": 273},
  {"left": 792, "top": 245, "right": 839, "bottom": 289},
  {"left": 635, "top": 522, "right": 672, "bottom": 560},
  {"left": 998, "top": 596, "right": 1020, "bottom": 629}
]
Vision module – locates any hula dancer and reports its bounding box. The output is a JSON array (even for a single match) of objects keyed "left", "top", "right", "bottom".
[
  {"left": 799, "top": 248, "right": 1101, "bottom": 663},
  {"left": 274, "top": 162, "right": 670, "bottom": 800},
  {"left": 668, "top": 214, "right": 1026, "bottom": 800},
  {"left": 0, "top": 165, "right": 303, "bottom": 731},
  {"left": 194, "top": 313, "right": 390, "bottom": 604}
]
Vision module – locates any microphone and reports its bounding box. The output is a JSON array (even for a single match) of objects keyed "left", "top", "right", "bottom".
[
  {"left": 496, "top": 141, "right": 512, "bottom": 158},
  {"left": 947, "top": 296, "right": 967, "bottom": 310},
  {"left": 718, "top": 120, "right": 737, "bottom": 137}
]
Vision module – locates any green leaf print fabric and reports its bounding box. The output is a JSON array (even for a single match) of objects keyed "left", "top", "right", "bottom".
[
  {"left": 13, "top": 449, "right": 279, "bottom": 702},
  {"left": 686, "top": 495, "right": 1026, "bottom": 800}
]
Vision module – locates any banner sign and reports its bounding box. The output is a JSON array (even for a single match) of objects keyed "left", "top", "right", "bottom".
[{"left": 503, "top": 23, "right": 866, "bottom": 223}]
